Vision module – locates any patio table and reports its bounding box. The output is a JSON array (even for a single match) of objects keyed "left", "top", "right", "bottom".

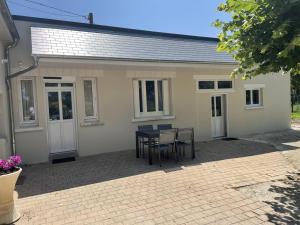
[{"left": 135, "top": 129, "right": 195, "bottom": 165}]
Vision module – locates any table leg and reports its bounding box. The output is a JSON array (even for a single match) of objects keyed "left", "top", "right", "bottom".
[
  {"left": 136, "top": 133, "right": 140, "bottom": 158},
  {"left": 192, "top": 130, "right": 195, "bottom": 159},
  {"left": 148, "top": 138, "right": 153, "bottom": 165}
]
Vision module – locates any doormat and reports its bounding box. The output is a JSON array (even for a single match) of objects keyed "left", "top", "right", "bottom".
[
  {"left": 16, "top": 175, "right": 26, "bottom": 185},
  {"left": 52, "top": 157, "right": 75, "bottom": 164},
  {"left": 222, "top": 137, "right": 239, "bottom": 141}
]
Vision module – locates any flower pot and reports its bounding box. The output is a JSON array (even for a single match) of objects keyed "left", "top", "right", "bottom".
[{"left": 0, "top": 168, "right": 22, "bottom": 225}]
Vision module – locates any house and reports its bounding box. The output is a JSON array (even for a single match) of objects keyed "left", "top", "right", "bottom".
[
  {"left": 1, "top": 6, "right": 290, "bottom": 164},
  {"left": 0, "top": 1, "right": 19, "bottom": 159}
]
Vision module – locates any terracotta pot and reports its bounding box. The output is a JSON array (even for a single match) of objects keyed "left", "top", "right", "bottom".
[{"left": 0, "top": 168, "right": 22, "bottom": 225}]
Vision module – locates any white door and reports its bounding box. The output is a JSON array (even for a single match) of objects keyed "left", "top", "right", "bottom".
[
  {"left": 46, "top": 83, "right": 76, "bottom": 154},
  {"left": 211, "top": 95, "right": 226, "bottom": 138}
]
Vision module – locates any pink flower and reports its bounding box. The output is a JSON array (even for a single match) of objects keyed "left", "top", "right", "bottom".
[
  {"left": 1, "top": 160, "right": 13, "bottom": 170},
  {"left": 9, "top": 155, "right": 22, "bottom": 165}
]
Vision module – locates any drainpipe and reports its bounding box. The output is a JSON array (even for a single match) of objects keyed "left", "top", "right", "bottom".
[{"left": 4, "top": 41, "right": 38, "bottom": 155}]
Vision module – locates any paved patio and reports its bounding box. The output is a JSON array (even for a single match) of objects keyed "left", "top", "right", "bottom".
[{"left": 14, "top": 137, "right": 299, "bottom": 225}]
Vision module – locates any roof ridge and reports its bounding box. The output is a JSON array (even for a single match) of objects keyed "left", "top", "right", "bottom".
[{"left": 12, "top": 15, "right": 219, "bottom": 42}]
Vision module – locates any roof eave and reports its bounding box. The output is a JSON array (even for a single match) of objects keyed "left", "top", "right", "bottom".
[
  {"left": 34, "top": 54, "right": 237, "bottom": 66},
  {"left": 0, "top": 1, "right": 19, "bottom": 41}
]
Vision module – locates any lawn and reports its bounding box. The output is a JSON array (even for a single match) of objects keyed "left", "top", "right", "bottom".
[{"left": 291, "top": 111, "right": 300, "bottom": 120}]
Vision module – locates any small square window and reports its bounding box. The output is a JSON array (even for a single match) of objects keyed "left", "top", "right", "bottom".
[
  {"left": 245, "top": 88, "right": 262, "bottom": 107},
  {"left": 198, "top": 81, "right": 215, "bottom": 90}
]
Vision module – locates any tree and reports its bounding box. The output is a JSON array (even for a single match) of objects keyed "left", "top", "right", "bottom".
[{"left": 214, "top": 0, "right": 300, "bottom": 79}]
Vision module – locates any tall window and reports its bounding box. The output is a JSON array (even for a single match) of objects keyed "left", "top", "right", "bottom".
[
  {"left": 245, "top": 89, "right": 262, "bottom": 107},
  {"left": 133, "top": 79, "right": 170, "bottom": 118},
  {"left": 20, "top": 78, "right": 36, "bottom": 124},
  {"left": 83, "top": 78, "right": 98, "bottom": 120}
]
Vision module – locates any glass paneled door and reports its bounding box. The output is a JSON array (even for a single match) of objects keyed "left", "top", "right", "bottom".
[
  {"left": 46, "top": 83, "right": 76, "bottom": 154},
  {"left": 211, "top": 95, "right": 226, "bottom": 138}
]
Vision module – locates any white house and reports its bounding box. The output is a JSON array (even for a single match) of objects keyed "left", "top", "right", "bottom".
[{"left": 1, "top": 4, "right": 291, "bottom": 164}]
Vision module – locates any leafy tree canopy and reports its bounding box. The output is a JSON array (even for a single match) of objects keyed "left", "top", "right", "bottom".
[{"left": 215, "top": 0, "right": 300, "bottom": 79}]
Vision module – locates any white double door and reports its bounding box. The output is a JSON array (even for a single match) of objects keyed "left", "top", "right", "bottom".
[
  {"left": 211, "top": 95, "right": 226, "bottom": 138},
  {"left": 46, "top": 84, "right": 76, "bottom": 154}
]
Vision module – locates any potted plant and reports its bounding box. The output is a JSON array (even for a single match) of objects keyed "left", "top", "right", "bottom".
[{"left": 0, "top": 155, "right": 22, "bottom": 224}]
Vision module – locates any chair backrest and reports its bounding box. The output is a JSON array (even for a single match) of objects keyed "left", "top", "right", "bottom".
[
  {"left": 157, "top": 124, "right": 172, "bottom": 130},
  {"left": 177, "top": 128, "right": 194, "bottom": 142},
  {"left": 159, "top": 129, "right": 176, "bottom": 145},
  {"left": 138, "top": 125, "right": 153, "bottom": 131}
]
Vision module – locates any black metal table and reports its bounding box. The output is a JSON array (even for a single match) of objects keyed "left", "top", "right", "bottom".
[{"left": 135, "top": 129, "right": 195, "bottom": 165}]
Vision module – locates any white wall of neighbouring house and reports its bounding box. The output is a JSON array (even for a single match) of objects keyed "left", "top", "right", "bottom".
[{"left": 0, "top": 41, "right": 12, "bottom": 159}]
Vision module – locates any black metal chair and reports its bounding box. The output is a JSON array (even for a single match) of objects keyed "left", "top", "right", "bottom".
[
  {"left": 153, "top": 129, "right": 177, "bottom": 166},
  {"left": 176, "top": 128, "right": 194, "bottom": 159},
  {"left": 157, "top": 124, "right": 172, "bottom": 130},
  {"left": 138, "top": 125, "right": 153, "bottom": 157}
]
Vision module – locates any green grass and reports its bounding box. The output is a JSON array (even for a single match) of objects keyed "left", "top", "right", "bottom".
[{"left": 291, "top": 111, "right": 300, "bottom": 120}]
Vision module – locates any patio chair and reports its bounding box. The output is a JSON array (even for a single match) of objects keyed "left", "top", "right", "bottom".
[
  {"left": 138, "top": 125, "right": 153, "bottom": 157},
  {"left": 154, "top": 129, "right": 177, "bottom": 166},
  {"left": 157, "top": 124, "right": 172, "bottom": 130},
  {"left": 176, "top": 128, "right": 194, "bottom": 159}
]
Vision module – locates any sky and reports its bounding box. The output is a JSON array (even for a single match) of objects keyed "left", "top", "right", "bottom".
[{"left": 7, "top": 0, "right": 230, "bottom": 38}]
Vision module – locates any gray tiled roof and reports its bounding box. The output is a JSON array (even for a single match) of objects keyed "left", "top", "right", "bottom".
[{"left": 31, "top": 26, "right": 234, "bottom": 63}]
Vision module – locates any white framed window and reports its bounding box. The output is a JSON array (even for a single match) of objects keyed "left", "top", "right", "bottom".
[
  {"left": 196, "top": 79, "right": 234, "bottom": 92},
  {"left": 83, "top": 78, "right": 98, "bottom": 120},
  {"left": 245, "top": 88, "right": 262, "bottom": 107},
  {"left": 18, "top": 77, "right": 37, "bottom": 125},
  {"left": 133, "top": 79, "right": 170, "bottom": 118},
  {"left": 244, "top": 84, "right": 265, "bottom": 108}
]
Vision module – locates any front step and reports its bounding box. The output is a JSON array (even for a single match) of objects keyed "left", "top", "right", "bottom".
[{"left": 49, "top": 151, "right": 78, "bottom": 164}]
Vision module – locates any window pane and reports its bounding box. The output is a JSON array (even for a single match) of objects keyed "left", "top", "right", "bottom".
[
  {"left": 48, "top": 92, "right": 60, "bottom": 120},
  {"left": 198, "top": 81, "right": 215, "bottom": 90},
  {"left": 61, "top": 83, "right": 73, "bottom": 87},
  {"left": 146, "top": 80, "right": 156, "bottom": 112},
  {"left": 216, "top": 96, "right": 222, "bottom": 116},
  {"left": 158, "top": 80, "right": 164, "bottom": 111},
  {"left": 218, "top": 81, "right": 232, "bottom": 89},
  {"left": 62, "top": 91, "right": 73, "bottom": 120},
  {"left": 211, "top": 97, "right": 215, "bottom": 117},
  {"left": 252, "top": 90, "right": 260, "bottom": 104},
  {"left": 45, "top": 83, "right": 58, "bottom": 87},
  {"left": 138, "top": 80, "right": 143, "bottom": 112},
  {"left": 246, "top": 90, "right": 251, "bottom": 105},
  {"left": 21, "top": 80, "right": 35, "bottom": 121},
  {"left": 84, "top": 80, "right": 94, "bottom": 117}
]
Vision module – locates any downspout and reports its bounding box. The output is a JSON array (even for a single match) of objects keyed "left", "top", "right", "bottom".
[{"left": 4, "top": 41, "right": 38, "bottom": 155}]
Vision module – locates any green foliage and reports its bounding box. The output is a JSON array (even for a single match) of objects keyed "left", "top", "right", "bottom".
[{"left": 215, "top": 0, "right": 300, "bottom": 79}]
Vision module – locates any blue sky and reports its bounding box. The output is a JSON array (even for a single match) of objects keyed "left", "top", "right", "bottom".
[{"left": 7, "top": 0, "right": 230, "bottom": 38}]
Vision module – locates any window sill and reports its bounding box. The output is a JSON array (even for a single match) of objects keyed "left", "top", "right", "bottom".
[
  {"left": 81, "top": 120, "right": 104, "bottom": 127},
  {"left": 132, "top": 115, "right": 175, "bottom": 122},
  {"left": 15, "top": 126, "right": 44, "bottom": 133},
  {"left": 244, "top": 106, "right": 264, "bottom": 110}
]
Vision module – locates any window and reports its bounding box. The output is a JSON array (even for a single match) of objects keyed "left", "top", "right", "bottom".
[
  {"left": 133, "top": 79, "right": 170, "bottom": 118},
  {"left": 245, "top": 89, "right": 262, "bottom": 107},
  {"left": 218, "top": 81, "right": 232, "bottom": 89},
  {"left": 198, "top": 81, "right": 215, "bottom": 90},
  {"left": 83, "top": 78, "right": 98, "bottom": 120},
  {"left": 19, "top": 78, "right": 37, "bottom": 124},
  {"left": 197, "top": 79, "right": 233, "bottom": 92}
]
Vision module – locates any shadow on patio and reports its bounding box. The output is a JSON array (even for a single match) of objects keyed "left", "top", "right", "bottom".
[
  {"left": 264, "top": 172, "right": 300, "bottom": 225},
  {"left": 16, "top": 138, "right": 292, "bottom": 198}
]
